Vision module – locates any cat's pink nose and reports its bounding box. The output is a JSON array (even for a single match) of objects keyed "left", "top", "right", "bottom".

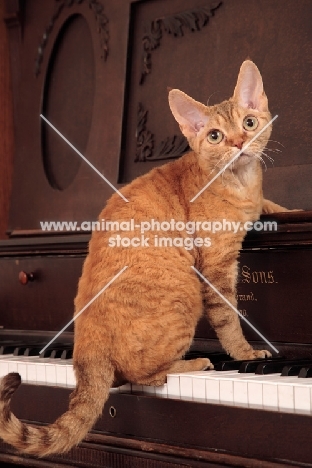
[{"left": 233, "top": 139, "right": 244, "bottom": 149}]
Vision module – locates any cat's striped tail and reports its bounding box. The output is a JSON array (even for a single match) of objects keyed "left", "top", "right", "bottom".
[{"left": 0, "top": 361, "right": 114, "bottom": 457}]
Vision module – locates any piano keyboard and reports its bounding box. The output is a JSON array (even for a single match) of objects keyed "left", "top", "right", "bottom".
[
  {"left": 165, "top": 370, "right": 312, "bottom": 414},
  {"left": 1, "top": 351, "right": 312, "bottom": 415},
  {"left": 0, "top": 354, "right": 76, "bottom": 387}
]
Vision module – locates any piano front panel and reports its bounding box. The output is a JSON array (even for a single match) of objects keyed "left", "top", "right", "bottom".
[
  {"left": 0, "top": 382, "right": 310, "bottom": 467},
  {"left": 196, "top": 246, "right": 312, "bottom": 348},
  {"left": 0, "top": 240, "right": 84, "bottom": 332}
]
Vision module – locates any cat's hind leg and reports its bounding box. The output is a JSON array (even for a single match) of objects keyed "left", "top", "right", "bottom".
[{"left": 134, "top": 357, "right": 213, "bottom": 386}]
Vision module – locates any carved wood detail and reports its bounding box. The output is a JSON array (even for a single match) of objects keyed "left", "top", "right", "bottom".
[
  {"left": 140, "top": 1, "right": 222, "bottom": 84},
  {"left": 35, "top": 0, "right": 109, "bottom": 76},
  {"left": 135, "top": 103, "right": 189, "bottom": 162}
]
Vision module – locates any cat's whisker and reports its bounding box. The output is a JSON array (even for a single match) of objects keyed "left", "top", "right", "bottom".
[
  {"left": 259, "top": 151, "right": 275, "bottom": 166},
  {"left": 264, "top": 147, "right": 281, "bottom": 153},
  {"left": 265, "top": 156, "right": 275, "bottom": 165},
  {"left": 256, "top": 155, "right": 268, "bottom": 171},
  {"left": 267, "top": 139, "right": 285, "bottom": 148}
]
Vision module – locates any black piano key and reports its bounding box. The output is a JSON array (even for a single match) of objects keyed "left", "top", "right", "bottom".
[
  {"left": 255, "top": 359, "right": 312, "bottom": 375},
  {"left": 24, "top": 347, "right": 41, "bottom": 356},
  {"left": 0, "top": 345, "right": 19, "bottom": 355},
  {"left": 61, "top": 349, "right": 73, "bottom": 359},
  {"left": 298, "top": 366, "right": 312, "bottom": 378},
  {"left": 239, "top": 356, "right": 286, "bottom": 373},
  {"left": 50, "top": 349, "right": 64, "bottom": 359},
  {"left": 51, "top": 348, "right": 73, "bottom": 359},
  {"left": 0, "top": 340, "right": 74, "bottom": 360},
  {"left": 215, "top": 358, "right": 263, "bottom": 371},
  {"left": 39, "top": 345, "right": 73, "bottom": 359},
  {"left": 39, "top": 348, "right": 54, "bottom": 358},
  {"left": 13, "top": 346, "right": 28, "bottom": 356},
  {"left": 13, "top": 345, "right": 44, "bottom": 357},
  {"left": 282, "top": 362, "right": 312, "bottom": 376}
]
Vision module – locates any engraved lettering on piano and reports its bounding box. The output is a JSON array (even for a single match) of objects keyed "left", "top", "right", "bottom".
[
  {"left": 240, "top": 264, "right": 277, "bottom": 284},
  {"left": 236, "top": 292, "right": 257, "bottom": 302},
  {"left": 236, "top": 265, "right": 280, "bottom": 324}
]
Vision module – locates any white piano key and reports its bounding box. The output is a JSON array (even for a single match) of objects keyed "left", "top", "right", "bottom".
[
  {"left": 192, "top": 375, "right": 206, "bottom": 402},
  {"left": 219, "top": 379, "right": 234, "bottom": 405},
  {"left": 166, "top": 374, "right": 180, "bottom": 399},
  {"left": 27, "top": 357, "right": 52, "bottom": 383},
  {"left": 205, "top": 377, "right": 220, "bottom": 403},
  {"left": 244, "top": 374, "right": 277, "bottom": 410},
  {"left": 263, "top": 382, "right": 278, "bottom": 410},
  {"left": 45, "top": 361, "right": 57, "bottom": 384},
  {"left": 0, "top": 359, "right": 9, "bottom": 378},
  {"left": 16, "top": 356, "right": 41, "bottom": 382},
  {"left": 179, "top": 375, "right": 193, "bottom": 401},
  {"left": 28, "top": 364, "right": 37, "bottom": 381},
  {"left": 246, "top": 379, "right": 263, "bottom": 408},
  {"left": 202, "top": 370, "right": 238, "bottom": 404},
  {"left": 34, "top": 360, "right": 46, "bottom": 383},
  {"left": 17, "top": 362, "right": 28, "bottom": 381},
  {"left": 8, "top": 360, "right": 18, "bottom": 373},
  {"left": 222, "top": 373, "right": 278, "bottom": 410},
  {"left": 233, "top": 380, "right": 248, "bottom": 406},
  {"left": 55, "top": 361, "right": 67, "bottom": 385},
  {"left": 294, "top": 381, "right": 312, "bottom": 414},
  {"left": 239, "top": 374, "right": 280, "bottom": 410},
  {"left": 277, "top": 380, "right": 295, "bottom": 412},
  {"left": 66, "top": 362, "right": 76, "bottom": 386},
  {"left": 277, "top": 377, "right": 312, "bottom": 414}
]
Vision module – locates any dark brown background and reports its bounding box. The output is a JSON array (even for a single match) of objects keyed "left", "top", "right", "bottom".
[{"left": 0, "top": 0, "right": 14, "bottom": 239}]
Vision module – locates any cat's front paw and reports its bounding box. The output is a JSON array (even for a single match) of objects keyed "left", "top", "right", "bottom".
[
  {"left": 202, "top": 358, "right": 214, "bottom": 370},
  {"left": 251, "top": 349, "right": 272, "bottom": 359},
  {"left": 234, "top": 348, "right": 272, "bottom": 360}
]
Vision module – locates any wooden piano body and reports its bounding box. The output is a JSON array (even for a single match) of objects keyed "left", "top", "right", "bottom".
[{"left": 1, "top": 0, "right": 312, "bottom": 466}]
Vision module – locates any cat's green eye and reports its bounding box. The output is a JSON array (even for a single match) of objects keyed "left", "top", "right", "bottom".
[
  {"left": 243, "top": 116, "right": 258, "bottom": 131},
  {"left": 207, "top": 129, "right": 223, "bottom": 144}
]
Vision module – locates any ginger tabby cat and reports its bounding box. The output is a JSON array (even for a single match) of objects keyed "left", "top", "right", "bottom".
[{"left": 0, "top": 60, "right": 290, "bottom": 456}]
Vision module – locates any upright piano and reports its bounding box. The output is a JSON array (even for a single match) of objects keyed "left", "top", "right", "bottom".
[{"left": 1, "top": 0, "right": 312, "bottom": 466}]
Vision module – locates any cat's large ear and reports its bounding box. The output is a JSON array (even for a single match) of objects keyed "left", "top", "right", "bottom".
[
  {"left": 168, "top": 90, "right": 209, "bottom": 140},
  {"left": 233, "top": 60, "right": 268, "bottom": 111}
]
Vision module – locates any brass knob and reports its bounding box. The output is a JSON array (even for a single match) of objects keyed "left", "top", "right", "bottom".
[{"left": 19, "top": 271, "right": 35, "bottom": 285}]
